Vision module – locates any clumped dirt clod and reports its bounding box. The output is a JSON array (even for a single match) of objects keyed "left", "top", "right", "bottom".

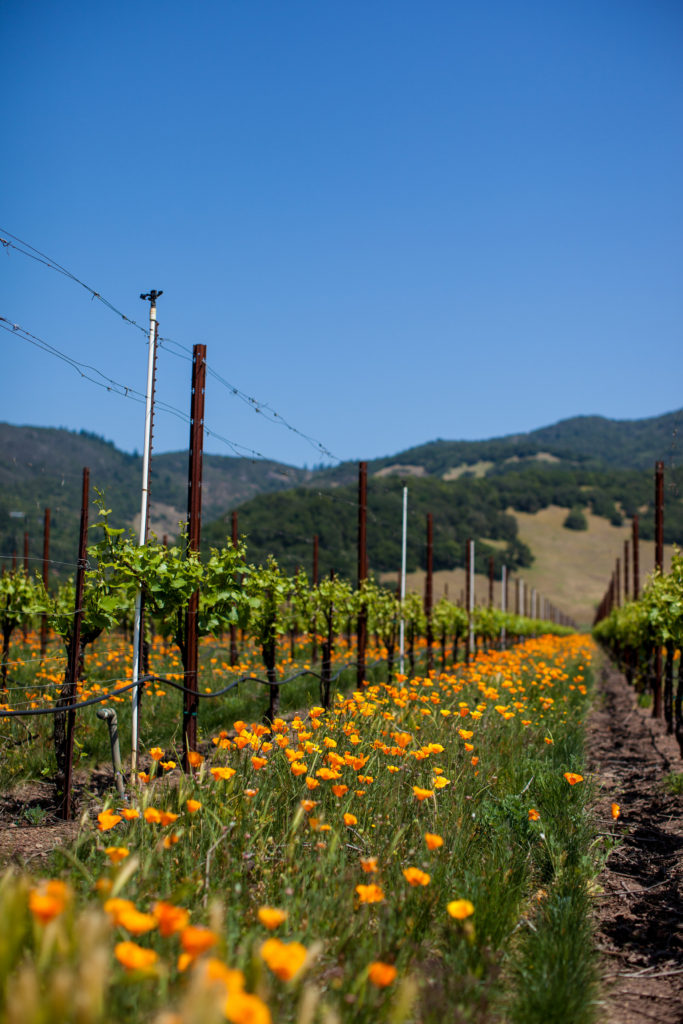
[{"left": 589, "top": 658, "right": 683, "bottom": 1024}]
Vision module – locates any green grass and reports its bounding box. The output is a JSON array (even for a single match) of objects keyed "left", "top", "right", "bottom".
[{"left": 1, "top": 634, "right": 602, "bottom": 1024}]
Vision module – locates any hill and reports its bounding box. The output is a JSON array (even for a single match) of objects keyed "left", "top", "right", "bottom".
[
  {"left": 1, "top": 410, "right": 681, "bottom": 585},
  {"left": 0, "top": 423, "right": 307, "bottom": 573}
]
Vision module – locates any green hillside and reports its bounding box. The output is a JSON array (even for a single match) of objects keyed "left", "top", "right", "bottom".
[
  {"left": 0, "top": 424, "right": 306, "bottom": 574},
  {"left": 203, "top": 462, "right": 683, "bottom": 578},
  {"left": 2, "top": 410, "right": 682, "bottom": 580}
]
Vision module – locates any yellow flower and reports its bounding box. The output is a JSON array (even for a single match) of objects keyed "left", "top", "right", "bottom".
[
  {"left": 368, "top": 961, "right": 397, "bottom": 987},
  {"left": 432, "top": 776, "right": 450, "bottom": 789},
  {"left": 115, "top": 941, "right": 158, "bottom": 971},
  {"left": 143, "top": 807, "right": 162, "bottom": 823},
  {"left": 424, "top": 832, "right": 443, "bottom": 850},
  {"left": 290, "top": 762, "right": 307, "bottom": 776},
  {"left": 211, "top": 766, "right": 236, "bottom": 781},
  {"left": 402, "top": 867, "right": 430, "bottom": 887},
  {"left": 120, "top": 808, "right": 140, "bottom": 821},
  {"left": 447, "top": 899, "right": 474, "bottom": 919},
  {"left": 160, "top": 760, "right": 176, "bottom": 772},
  {"left": 412, "top": 786, "right": 434, "bottom": 801},
  {"left": 149, "top": 747, "right": 164, "bottom": 761},
  {"left": 356, "top": 883, "right": 384, "bottom": 904},
  {"left": 260, "top": 938, "right": 307, "bottom": 981},
  {"left": 257, "top": 906, "right": 288, "bottom": 930}
]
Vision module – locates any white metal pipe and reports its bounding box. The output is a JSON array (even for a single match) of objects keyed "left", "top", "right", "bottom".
[
  {"left": 131, "top": 297, "right": 158, "bottom": 773},
  {"left": 398, "top": 486, "right": 408, "bottom": 675}
]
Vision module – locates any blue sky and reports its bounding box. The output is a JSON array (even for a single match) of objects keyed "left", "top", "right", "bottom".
[{"left": 2, "top": 0, "right": 681, "bottom": 468}]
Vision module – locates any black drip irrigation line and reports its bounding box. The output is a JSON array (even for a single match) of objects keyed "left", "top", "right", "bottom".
[{"left": 0, "top": 657, "right": 394, "bottom": 718}]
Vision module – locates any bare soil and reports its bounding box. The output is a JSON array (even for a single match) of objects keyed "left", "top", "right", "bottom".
[{"left": 588, "top": 657, "right": 683, "bottom": 1024}]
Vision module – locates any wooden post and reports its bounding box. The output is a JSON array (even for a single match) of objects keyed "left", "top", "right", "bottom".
[{"left": 632, "top": 515, "right": 639, "bottom": 600}]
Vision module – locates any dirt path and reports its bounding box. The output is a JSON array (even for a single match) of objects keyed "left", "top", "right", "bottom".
[{"left": 588, "top": 657, "right": 683, "bottom": 1024}]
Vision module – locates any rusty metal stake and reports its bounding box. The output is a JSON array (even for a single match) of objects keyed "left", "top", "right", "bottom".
[
  {"left": 230, "top": 510, "right": 239, "bottom": 666},
  {"left": 311, "top": 533, "right": 319, "bottom": 664},
  {"left": 40, "top": 508, "right": 50, "bottom": 659},
  {"left": 183, "top": 345, "right": 206, "bottom": 769},
  {"left": 357, "top": 462, "right": 368, "bottom": 687},
  {"left": 59, "top": 468, "right": 89, "bottom": 821},
  {"left": 425, "top": 513, "right": 433, "bottom": 672}
]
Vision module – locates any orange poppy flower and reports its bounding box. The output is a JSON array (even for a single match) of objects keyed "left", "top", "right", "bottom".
[
  {"left": 115, "top": 941, "right": 158, "bottom": 971},
  {"left": 360, "top": 856, "right": 378, "bottom": 873},
  {"left": 563, "top": 772, "right": 584, "bottom": 786},
  {"left": 528, "top": 808, "right": 541, "bottom": 821},
  {"left": 116, "top": 906, "right": 158, "bottom": 935},
  {"left": 105, "top": 846, "right": 130, "bottom": 864},
  {"left": 447, "top": 899, "right": 474, "bottom": 919},
  {"left": 153, "top": 901, "right": 190, "bottom": 936},
  {"left": 368, "top": 961, "right": 397, "bottom": 987},
  {"left": 402, "top": 867, "right": 430, "bottom": 887},
  {"left": 611, "top": 803, "right": 620, "bottom": 820},
  {"left": 180, "top": 925, "right": 219, "bottom": 958},
  {"left": 356, "top": 883, "right": 384, "bottom": 904},
  {"left": 260, "top": 938, "right": 307, "bottom": 981},
  {"left": 412, "top": 786, "right": 434, "bottom": 801},
  {"left": 186, "top": 799, "right": 202, "bottom": 814},
  {"left": 343, "top": 813, "right": 358, "bottom": 826},
  {"left": 120, "top": 808, "right": 140, "bottom": 821},
  {"left": 424, "top": 832, "right": 443, "bottom": 850},
  {"left": 257, "top": 906, "right": 288, "bottom": 930},
  {"left": 97, "top": 809, "right": 122, "bottom": 832}
]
